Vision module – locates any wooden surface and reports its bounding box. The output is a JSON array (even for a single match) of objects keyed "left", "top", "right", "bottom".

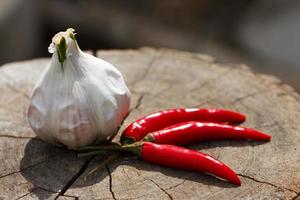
[{"left": 0, "top": 48, "right": 299, "bottom": 200}]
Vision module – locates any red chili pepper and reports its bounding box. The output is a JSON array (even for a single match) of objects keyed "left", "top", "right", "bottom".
[
  {"left": 78, "top": 142, "right": 241, "bottom": 185},
  {"left": 141, "top": 142, "right": 241, "bottom": 185},
  {"left": 121, "top": 108, "right": 246, "bottom": 144},
  {"left": 142, "top": 121, "right": 271, "bottom": 146}
]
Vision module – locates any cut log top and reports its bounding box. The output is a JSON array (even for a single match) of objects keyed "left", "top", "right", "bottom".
[{"left": 0, "top": 48, "right": 299, "bottom": 200}]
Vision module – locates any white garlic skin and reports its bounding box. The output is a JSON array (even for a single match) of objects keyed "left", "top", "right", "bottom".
[{"left": 28, "top": 30, "right": 130, "bottom": 148}]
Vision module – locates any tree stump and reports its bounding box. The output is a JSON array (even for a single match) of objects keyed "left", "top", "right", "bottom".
[{"left": 0, "top": 48, "right": 299, "bottom": 200}]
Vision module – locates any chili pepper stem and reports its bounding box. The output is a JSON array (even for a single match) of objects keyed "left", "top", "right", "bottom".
[
  {"left": 76, "top": 142, "right": 143, "bottom": 156},
  {"left": 76, "top": 145, "right": 122, "bottom": 151},
  {"left": 78, "top": 150, "right": 107, "bottom": 157},
  {"left": 142, "top": 134, "right": 155, "bottom": 142}
]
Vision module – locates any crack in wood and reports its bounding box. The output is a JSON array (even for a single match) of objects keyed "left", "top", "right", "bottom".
[
  {"left": 105, "top": 164, "right": 117, "bottom": 200},
  {"left": 0, "top": 118, "right": 29, "bottom": 128},
  {"left": 189, "top": 68, "right": 234, "bottom": 93},
  {"left": 0, "top": 134, "right": 35, "bottom": 140},
  {"left": 192, "top": 88, "right": 274, "bottom": 108},
  {"left": 253, "top": 121, "right": 280, "bottom": 129},
  {"left": 15, "top": 191, "right": 32, "bottom": 200},
  {"left": 291, "top": 192, "right": 300, "bottom": 200},
  {"left": 122, "top": 194, "right": 149, "bottom": 200},
  {"left": 35, "top": 186, "right": 79, "bottom": 199},
  {"left": 146, "top": 178, "right": 173, "bottom": 200},
  {"left": 125, "top": 168, "right": 175, "bottom": 200},
  {"left": 229, "top": 89, "right": 270, "bottom": 105},
  {"left": 0, "top": 104, "right": 25, "bottom": 117},
  {"left": 54, "top": 157, "right": 93, "bottom": 200},
  {"left": 151, "top": 85, "right": 173, "bottom": 99},
  {"left": 133, "top": 93, "right": 144, "bottom": 110},
  {"left": 15, "top": 186, "right": 79, "bottom": 200},
  {"left": 0, "top": 158, "right": 52, "bottom": 179},
  {"left": 165, "top": 179, "right": 186, "bottom": 191},
  {"left": 120, "top": 166, "right": 131, "bottom": 181},
  {"left": 127, "top": 93, "right": 145, "bottom": 115},
  {"left": 239, "top": 144, "right": 255, "bottom": 175},
  {"left": 261, "top": 74, "right": 300, "bottom": 104},
  {"left": 33, "top": 186, "right": 58, "bottom": 194},
  {"left": 192, "top": 99, "right": 219, "bottom": 108},
  {"left": 190, "top": 54, "right": 215, "bottom": 63},
  {"left": 238, "top": 174, "right": 298, "bottom": 194},
  {"left": 131, "top": 53, "right": 157, "bottom": 90}
]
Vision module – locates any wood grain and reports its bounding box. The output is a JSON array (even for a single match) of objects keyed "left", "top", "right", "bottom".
[{"left": 0, "top": 48, "right": 299, "bottom": 200}]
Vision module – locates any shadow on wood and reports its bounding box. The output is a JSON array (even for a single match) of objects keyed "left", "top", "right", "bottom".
[{"left": 20, "top": 139, "right": 101, "bottom": 199}]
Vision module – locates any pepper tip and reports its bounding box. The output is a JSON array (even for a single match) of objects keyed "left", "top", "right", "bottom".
[{"left": 232, "top": 176, "right": 241, "bottom": 186}]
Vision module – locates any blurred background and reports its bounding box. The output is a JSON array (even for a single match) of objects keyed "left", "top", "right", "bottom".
[{"left": 0, "top": 0, "right": 299, "bottom": 91}]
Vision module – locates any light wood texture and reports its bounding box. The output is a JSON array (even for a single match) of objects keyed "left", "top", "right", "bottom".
[{"left": 0, "top": 48, "right": 299, "bottom": 200}]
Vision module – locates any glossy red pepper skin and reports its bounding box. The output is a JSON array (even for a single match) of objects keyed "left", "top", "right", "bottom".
[
  {"left": 121, "top": 108, "right": 246, "bottom": 144},
  {"left": 143, "top": 121, "right": 271, "bottom": 146},
  {"left": 141, "top": 142, "right": 241, "bottom": 185}
]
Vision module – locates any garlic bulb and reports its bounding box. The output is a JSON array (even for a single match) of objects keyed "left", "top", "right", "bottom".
[{"left": 28, "top": 28, "right": 131, "bottom": 148}]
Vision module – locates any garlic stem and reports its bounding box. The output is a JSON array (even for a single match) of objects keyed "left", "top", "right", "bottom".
[
  {"left": 52, "top": 28, "right": 78, "bottom": 64},
  {"left": 56, "top": 36, "right": 67, "bottom": 64}
]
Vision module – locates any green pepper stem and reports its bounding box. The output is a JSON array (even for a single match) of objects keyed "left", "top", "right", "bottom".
[
  {"left": 76, "top": 145, "right": 123, "bottom": 151},
  {"left": 78, "top": 150, "right": 107, "bottom": 157},
  {"left": 75, "top": 142, "right": 143, "bottom": 156},
  {"left": 142, "top": 134, "right": 155, "bottom": 142}
]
